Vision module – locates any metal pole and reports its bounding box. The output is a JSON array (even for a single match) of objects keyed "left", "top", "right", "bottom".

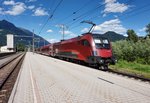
[
  {"left": 28, "top": 41, "right": 31, "bottom": 52},
  {"left": 32, "top": 29, "right": 35, "bottom": 54},
  {"left": 89, "top": 24, "right": 96, "bottom": 33},
  {"left": 62, "top": 24, "right": 64, "bottom": 40},
  {"left": 44, "top": 39, "right": 45, "bottom": 46},
  {"left": 81, "top": 20, "right": 96, "bottom": 33},
  {"left": 38, "top": 41, "right": 39, "bottom": 48}
]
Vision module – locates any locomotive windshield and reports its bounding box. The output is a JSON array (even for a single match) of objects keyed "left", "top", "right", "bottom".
[{"left": 94, "top": 38, "right": 110, "bottom": 49}]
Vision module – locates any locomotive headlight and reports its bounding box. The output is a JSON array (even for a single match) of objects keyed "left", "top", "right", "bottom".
[{"left": 99, "top": 59, "right": 104, "bottom": 64}]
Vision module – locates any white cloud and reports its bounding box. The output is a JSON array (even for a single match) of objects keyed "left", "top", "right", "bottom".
[
  {"left": 139, "top": 27, "right": 146, "bottom": 32},
  {"left": 47, "top": 39, "right": 59, "bottom": 43},
  {"left": 59, "top": 30, "right": 76, "bottom": 37},
  {"left": 27, "top": 0, "right": 37, "bottom": 2},
  {"left": 81, "top": 19, "right": 127, "bottom": 35},
  {"left": 103, "top": 0, "right": 129, "bottom": 15},
  {"left": 136, "top": 32, "right": 145, "bottom": 36},
  {"left": 81, "top": 28, "right": 89, "bottom": 33},
  {"left": 33, "top": 7, "right": 48, "bottom": 16},
  {"left": 47, "top": 29, "right": 53, "bottom": 33},
  {"left": 3, "top": 0, "right": 15, "bottom": 5},
  {"left": 4, "top": 2, "right": 26, "bottom": 16},
  {"left": 28, "top": 5, "right": 35, "bottom": 10},
  {"left": 0, "top": 8, "right": 4, "bottom": 15},
  {"left": 138, "top": 27, "right": 146, "bottom": 36}
]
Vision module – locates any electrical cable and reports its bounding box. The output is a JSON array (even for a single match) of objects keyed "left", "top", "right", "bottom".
[{"left": 39, "top": 0, "right": 64, "bottom": 34}]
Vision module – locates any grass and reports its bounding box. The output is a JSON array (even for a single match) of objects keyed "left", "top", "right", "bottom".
[{"left": 110, "top": 60, "right": 150, "bottom": 79}]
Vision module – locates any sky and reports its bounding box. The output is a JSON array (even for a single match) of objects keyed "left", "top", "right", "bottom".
[{"left": 0, "top": 0, "right": 150, "bottom": 43}]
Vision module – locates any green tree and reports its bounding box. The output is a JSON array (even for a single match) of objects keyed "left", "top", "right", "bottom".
[
  {"left": 146, "top": 23, "right": 150, "bottom": 38},
  {"left": 16, "top": 43, "right": 25, "bottom": 52},
  {"left": 127, "top": 29, "right": 138, "bottom": 42}
]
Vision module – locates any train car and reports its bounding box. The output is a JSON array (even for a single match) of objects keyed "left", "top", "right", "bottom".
[
  {"left": 40, "top": 44, "right": 51, "bottom": 55},
  {"left": 39, "top": 33, "right": 116, "bottom": 70},
  {"left": 35, "top": 48, "right": 41, "bottom": 54}
]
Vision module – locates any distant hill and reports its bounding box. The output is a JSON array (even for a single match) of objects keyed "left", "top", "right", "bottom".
[
  {"left": 102, "top": 31, "right": 126, "bottom": 42},
  {"left": 0, "top": 20, "right": 49, "bottom": 47}
]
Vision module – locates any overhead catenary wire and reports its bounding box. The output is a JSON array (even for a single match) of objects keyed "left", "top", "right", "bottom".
[
  {"left": 58, "top": 0, "right": 150, "bottom": 38},
  {"left": 51, "top": 0, "right": 64, "bottom": 17},
  {"left": 120, "top": 6, "right": 150, "bottom": 21},
  {"left": 119, "top": 2, "right": 150, "bottom": 20},
  {"left": 88, "top": 0, "right": 133, "bottom": 21},
  {"left": 73, "top": 0, "right": 94, "bottom": 14},
  {"left": 0, "top": 0, "right": 10, "bottom": 21},
  {"left": 79, "top": 0, "right": 150, "bottom": 33},
  {"left": 49, "top": 0, "right": 56, "bottom": 14},
  {"left": 71, "top": 0, "right": 114, "bottom": 21},
  {"left": 65, "top": 0, "right": 114, "bottom": 28},
  {"left": 69, "top": 0, "right": 133, "bottom": 30},
  {"left": 38, "top": 0, "right": 55, "bottom": 32},
  {"left": 70, "top": 0, "right": 144, "bottom": 35},
  {"left": 91, "top": 0, "right": 137, "bottom": 22},
  {"left": 97, "top": 0, "right": 150, "bottom": 21},
  {"left": 68, "top": 10, "right": 99, "bottom": 30},
  {"left": 65, "top": 4, "right": 102, "bottom": 26},
  {"left": 39, "top": 0, "right": 110, "bottom": 34},
  {"left": 54, "top": 0, "right": 94, "bottom": 24},
  {"left": 39, "top": 0, "right": 64, "bottom": 34}
]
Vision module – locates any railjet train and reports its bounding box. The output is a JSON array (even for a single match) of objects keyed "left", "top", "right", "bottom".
[{"left": 37, "top": 33, "right": 116, "bottom": 70}]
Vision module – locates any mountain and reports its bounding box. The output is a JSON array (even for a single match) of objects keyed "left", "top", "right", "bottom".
[
  {"left": 102, "top": 31, "right": 126, "bottom": 42},
  {"left": 0, "top": 20, "right": 49, "bottom": 47}
]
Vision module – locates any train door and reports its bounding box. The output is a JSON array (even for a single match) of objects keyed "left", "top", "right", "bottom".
[{"left": 79, "top": 39, "right": 92, "bottom": 61}]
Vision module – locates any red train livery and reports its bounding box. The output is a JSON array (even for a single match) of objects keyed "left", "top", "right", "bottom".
[{"left": 37, "top": 33, "right": 116, "bottom": 70}]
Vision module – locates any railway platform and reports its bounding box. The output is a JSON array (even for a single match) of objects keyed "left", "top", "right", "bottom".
[{"left": 8, "top": 52, "right": 150, "bottom": 103}]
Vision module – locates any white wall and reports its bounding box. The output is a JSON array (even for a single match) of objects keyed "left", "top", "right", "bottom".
[
  {"left": 0, "top": 46, "right": 13, "bottom": 52},
  {"left": 7, "top": 34, "right": 14, "bottom": 49}
]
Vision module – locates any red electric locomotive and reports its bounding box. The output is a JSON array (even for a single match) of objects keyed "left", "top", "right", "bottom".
[{"left": 39, "top": 33, "right": 116, "bottom": 70}]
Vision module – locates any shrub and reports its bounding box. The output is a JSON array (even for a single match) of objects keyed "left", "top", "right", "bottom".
[{"left": 112, "top": 39, "right": 150, "bottom": 64}]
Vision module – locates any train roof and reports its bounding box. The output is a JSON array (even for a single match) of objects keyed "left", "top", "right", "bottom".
[
  {"left": 39, "top": 33, "right": 109, "bottom": 49},
  {"left": 60, "top": 33, "right": 108, "bottom": 43},
  {"left": 82, "top": 33, "right": 108, "bottom": 39},
  {"left": 92, "top": 34, "right": 107, "bottom": 38}
]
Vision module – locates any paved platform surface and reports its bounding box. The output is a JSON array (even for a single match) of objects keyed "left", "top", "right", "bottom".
[{"left": 9, "top": 52, "right": 150, "bottom": 103}]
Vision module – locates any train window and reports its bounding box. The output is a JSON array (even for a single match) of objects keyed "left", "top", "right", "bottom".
[
  {"left": 81, "top": 40, "right": 90, "bottom": 46},
  {"left": 94, "top": 39, "right": 102, "bottom": 44},
  {"left": 103, "top": 39, "right": 109, "bottom": 44},
  {"left": 94, "top": 38, "right": 110, "bottom": 49}
]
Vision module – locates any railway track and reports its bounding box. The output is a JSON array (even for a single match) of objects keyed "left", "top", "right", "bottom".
[
  {"left": 50, "top": 56, "right": 150, "bottom": 82},
  {"left": 0, "top": 54, "right": 15, "bottom": 60},
  {"left": 0, "top": 53, "right": 25, "bottom": 103},
  {"left": 0, "top": 52, "right": 16, "bottom": 60},
  {"left": 89, "top": 64, "right": 150, "bottom": 82},
  {"left": 89, "top": 65, "right": 150, "bottom": 82},
  {"left": 107, "top": 69, "right": 150, "bottom": 82},
  {"left": 0, "top": 53, "right": 22, "bottom": 69}
]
